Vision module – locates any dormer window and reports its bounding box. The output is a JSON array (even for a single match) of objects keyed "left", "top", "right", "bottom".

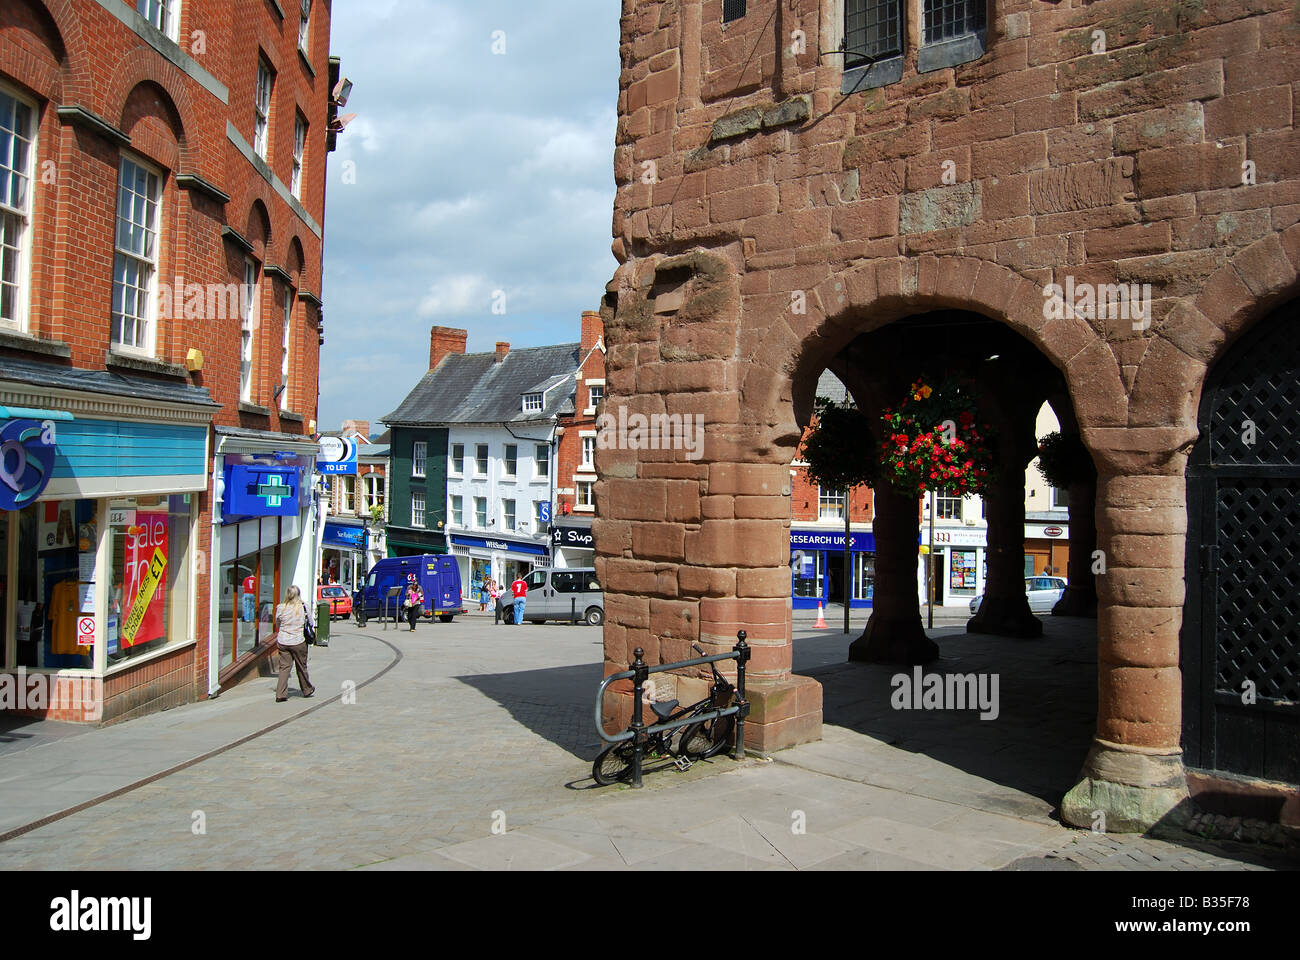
[{"left": 523, "top": 392, "right": 543, "bottom": 412}]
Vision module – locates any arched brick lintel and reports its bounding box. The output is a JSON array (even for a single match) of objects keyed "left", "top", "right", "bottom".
[
  {"left": 739, "top": 255, "right": 1125, "bottom": 462},
  {"left": 103, "top": 47, "right": 200, "bottom": 173}
]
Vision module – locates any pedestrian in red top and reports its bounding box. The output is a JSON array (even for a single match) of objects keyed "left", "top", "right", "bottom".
[{"left": 510, "top": 575, "right": 528, "bottom": 625}]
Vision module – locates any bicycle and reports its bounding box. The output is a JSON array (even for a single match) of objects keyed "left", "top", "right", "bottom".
[{"left": 592, "top": 644, "right": 737, "bottom": 786}]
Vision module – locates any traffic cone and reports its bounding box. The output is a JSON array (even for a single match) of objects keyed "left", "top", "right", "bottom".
[{"left": 814, "top": 602, "right": 827, "bottom": 629}]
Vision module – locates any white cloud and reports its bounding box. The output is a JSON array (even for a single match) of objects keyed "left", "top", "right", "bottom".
[{"left": 417, "top": 274, "right": 492, "bottom": 317}]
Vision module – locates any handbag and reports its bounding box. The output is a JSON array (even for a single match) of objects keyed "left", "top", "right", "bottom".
[{"left": 304, "top": 616, "right": 317, "bottom": 645}]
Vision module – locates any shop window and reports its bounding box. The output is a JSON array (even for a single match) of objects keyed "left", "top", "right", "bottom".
[
  {"left": 949, "top": 548, "right": 977, "bottom": 596},
  {"left": 106, "top": 495, "right": 193, "bottom": 668},
  {"left": 853, "top": 551, "right": 875, "bottom": 601},
  {"left": 9, "top": 500, "right": 98, "bottom": 671},
  {"left": 792, "top": 550, "right": 823, "bottom": 599},
  {"left": 217, "top": 516, "right": 282, "bottom": 669},
  {"left": 0, "top": 85, "right": 35, "bottom": 332}
]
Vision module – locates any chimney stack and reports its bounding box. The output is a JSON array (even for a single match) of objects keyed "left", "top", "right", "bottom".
[
  {"left": 429, "top": 326, "right": 467, "bottom": 370},
  {"left": 341, "top": 419, "right": 371, "bottom": 442},
  {"left": 580, "top": 310, "right": 603, "bottom": 354},
  {"left": 495, "top": 341, "right": 510, "bottom": 362}
]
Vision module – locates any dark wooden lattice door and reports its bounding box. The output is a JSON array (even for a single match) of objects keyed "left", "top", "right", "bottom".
[{"left": 1183, "top": 303, "right": 1300, "bottom": 783}]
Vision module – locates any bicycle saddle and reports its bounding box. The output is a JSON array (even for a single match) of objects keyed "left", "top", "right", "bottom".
[{"left": 651, "top": 699, "right": 678, "bottom": 720}]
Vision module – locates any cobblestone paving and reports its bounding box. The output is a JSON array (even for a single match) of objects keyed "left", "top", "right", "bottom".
[{"left": 0, "top": 616, "right": 1292, "bottom": 871}]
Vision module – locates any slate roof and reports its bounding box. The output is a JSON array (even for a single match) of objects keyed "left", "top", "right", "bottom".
[
  {"left": 383, "top": 342, "right": 581, "bottom": 426},
  {"left": 815, "top": 369, "right": 849, "bottom": 404},
  {"left": 0, "top": 354, "right": 219, "bottom": 408}
]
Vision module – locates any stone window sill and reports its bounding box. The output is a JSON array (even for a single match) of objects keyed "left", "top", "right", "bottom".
[
  {"left": 841, "top": 56, "right": 903, "bottom": 94},
  {"left": 105, "top": 351, "right": 189, "bottom": 378},
  {"left": 239, "top": 401, "right": 272, "bottom": 416},
  {"left": 279, "top": 409, "right": 305, "bottom": 423},
  {"left": 918, "top": 32, "right": 987, "bottom": 74},
  {"left": 0, "top": 329, "right": 71, "bottom": 359}
]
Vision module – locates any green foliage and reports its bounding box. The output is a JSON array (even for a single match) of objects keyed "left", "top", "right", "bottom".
[
  {"left": 800, "top": 397, "right": 877, "bottom": 492},
  {"left": 1035, "top": 431, "right": 1096, "bottom": 490}
]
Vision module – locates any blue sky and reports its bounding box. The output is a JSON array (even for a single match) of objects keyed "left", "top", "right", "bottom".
[{"left": 319, "top": 0, "right": 621, "bottom": 434}]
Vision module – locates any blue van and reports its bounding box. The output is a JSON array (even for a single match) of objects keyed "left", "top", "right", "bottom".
[{"left": 353, "top": 555, "right": 465, "bottom": 623}]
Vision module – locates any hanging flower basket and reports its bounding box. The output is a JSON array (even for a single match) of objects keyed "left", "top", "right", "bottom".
[{"left": 879, "top": 377, "right": 994, "bottom": 497}]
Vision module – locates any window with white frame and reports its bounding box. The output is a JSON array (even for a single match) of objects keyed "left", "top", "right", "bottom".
[
  {"left": 449, "top": 495, "right": 462, "bottom": 527},
  {"left": 474, "top": 496, "right": 487, "bottom": 528},
  {"left": 936, "top": 491, "right": 963, "bottom": 520},
  {"left": 587, "top": 383, "right": 604, "bottom": 411},
  {"left": 503, "top": 499, "right": 516, "bottom": 531},
  {"left": 363, "top": 474, "right": 385, "bottom": 515},
  {"left": 523, "top": 392, "right": 542, "bottom": 413},
  {"left": 475, "top": 444, "right": 488, "bottom": 475},
  {"left": 535, "top": 444, "right": 549, "bottom": 478},
  {"left": 576, "top": 481, "right": 594, "bottom": 509},
  {"left": 534, "top": 501, "right": 546, "bottom": 527},
  {"left": 411, "top": 491, "right": 426, "bottom": 527},
  {"left": 254, "top": 58, "right": 273, "bottom": 160},
  {"left": 137, "top": 0, "right": 179, "bottom": 40},
  {"left": 818, "top": 487, "right": 845, "bottom": 521},
  {"left": 450, "top": 443, "right": 464, "bottom": 475},
  {"left": 1051, "top": 486, "right": 1070, "bottom": 509},
  {"left": 112, "top": 155, "right": 163, "bottom": 355},
  {"left": 412, "top": 440, "right": 427, "bottom": 478},
  {"left": 581, "top": 436, "right": 595, "bottom": 469},
  {"left": 239, "top": 258, "right": 257, "bottom": 400},
  {"left": 0, "top": 87, "right": 35, "bottom": 331},
  {"left": 503, "top": 444, "right": 517, "bottom": 477},
  {"left": 298, "top": 0, "right": 312, "bottom": 53},
  {"left": 280, "top": 286, "right": 292, "bottom": 409},
  {"left": 291, "top": 113, "right": 306, "bottom": 200},
  {"left": 340, "top": 475, "right": 355, "bottom": 513}
]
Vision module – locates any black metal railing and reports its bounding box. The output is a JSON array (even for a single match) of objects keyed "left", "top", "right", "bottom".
[{"left": 593, "top": 631, "right": 751, "bottom": 787}]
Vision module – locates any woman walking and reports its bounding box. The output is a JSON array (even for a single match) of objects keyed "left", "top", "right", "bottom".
[
  {"left": 404, "top": 575, "right": 424, "bottom": 631},
  {"left": 274, "top": 585, "right": 315, "bottom": 702}
]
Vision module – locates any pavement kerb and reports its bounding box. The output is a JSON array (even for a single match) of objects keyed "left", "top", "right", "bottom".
[{"left": 0, "top": 632, "right": 403, "bottom": 846}]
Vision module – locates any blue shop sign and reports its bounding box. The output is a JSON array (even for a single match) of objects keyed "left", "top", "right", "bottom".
[
  {"left": 450, "top": 533, "right": 549, "bottom": 557},
  {"left": 223, "top": 464, "right": 301, "bottom": 519},
  {"left": 0, "top": 419, "right": 57, "bottom": 511},
  {"left": 323, "top": 521, "right": 365, "bottom": 549},
  {"left": 789, "top": 529, "right": 876, "bottom": 552}
]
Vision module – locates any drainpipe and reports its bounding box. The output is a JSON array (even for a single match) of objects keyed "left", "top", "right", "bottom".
[{"left": 208, "top": 450, "right": 224, "bottom": 697}]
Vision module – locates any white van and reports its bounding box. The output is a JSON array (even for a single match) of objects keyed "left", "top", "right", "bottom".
[{"left": 498, "top": 568, "right": 604, "bottom": 625}]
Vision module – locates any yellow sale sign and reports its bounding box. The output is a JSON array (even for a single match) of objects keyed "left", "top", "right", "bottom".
[{"left": 121, "top": 547, "right": 167, "bottom": 646}]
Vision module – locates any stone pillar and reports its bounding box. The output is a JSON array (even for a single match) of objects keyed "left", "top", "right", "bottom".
[
  {"left": 967, "top": 467, "right": 1042, "bottom": 637},
  {"left": 1053, "top": 474, "right": 1098, "bottom": 617},
  {"left": 1060, "top": 473, "right": 1190, "bottom": 832},
  {"left": 849, "top": 483, "right": 938, "bottom": 664}
]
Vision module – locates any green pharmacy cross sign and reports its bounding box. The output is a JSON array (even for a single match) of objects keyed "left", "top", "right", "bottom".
[{"left": 256, "top": 475, "right": 289, "bottom": 507}]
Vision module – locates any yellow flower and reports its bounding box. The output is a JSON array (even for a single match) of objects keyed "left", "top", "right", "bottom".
[{"left": 919, "top": 385, "right": 932, "bottom": 399}]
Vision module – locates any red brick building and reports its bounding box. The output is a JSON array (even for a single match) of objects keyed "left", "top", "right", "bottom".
[
  {"left": 552, "top": 310, "right": 606, "bottom": 565},
  {"left": 0, "top": 0, "right": 338, "bottom": 722},
  {"left": 600, "top": 0, "right": 1300, "bottom": 830}
]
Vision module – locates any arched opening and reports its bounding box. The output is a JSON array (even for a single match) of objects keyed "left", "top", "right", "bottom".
[{"left": 1182, "top": 298, "right": 1300, "bottom": 786}]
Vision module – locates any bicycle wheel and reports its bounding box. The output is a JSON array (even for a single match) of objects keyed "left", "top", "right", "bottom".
[
  {"left": 679, "top": 714, "right": 735, "bottom": 760},
  {"left": 592, "top": 743, "right": 636, "bottom": 785}
]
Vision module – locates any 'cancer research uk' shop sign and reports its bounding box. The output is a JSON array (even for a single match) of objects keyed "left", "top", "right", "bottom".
[
  {"left": 0, "top": 419, "right": 57, "bottom": 511},
  {"left": 317, "top": 436, "right": 358, "bottom": 475}
]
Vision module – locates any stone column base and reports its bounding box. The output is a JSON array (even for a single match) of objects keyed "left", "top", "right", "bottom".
[
  {"left": 1060, "top": 739, "right": 1191, "bottom": 833},
  {"left": 966, "top": 597, "right": 1043, "bottom": 637},
  {"left": 848, "top": 615, "right": 939, "bottom": 664},
  {"left": 741, "top": 674, "right": 823, "bottom": 754},
  {"left": 1052, "top": 585, "right": 1098, "bottom": 618}
]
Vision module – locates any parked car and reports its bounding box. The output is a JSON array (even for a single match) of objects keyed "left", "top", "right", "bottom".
[
  {"left": 969, "top": 576, "right": 1068, "bottom": 615},
  {"left": 497, "top": 568, "right": 604, "bottom": 625},
  {"left": 352, "top": 555, "right": 465, "bottom": 622},
  {"left": 318, "top": 583, "right": 353, "bottom": 620}
]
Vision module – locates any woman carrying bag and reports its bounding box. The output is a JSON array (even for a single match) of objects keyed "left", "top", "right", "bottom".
[
  {"left": 273, "top": 585, "right": 316, "bottom": 702},
  {"left": 404, "top": 574, "right": 424, "bottom": 632}
]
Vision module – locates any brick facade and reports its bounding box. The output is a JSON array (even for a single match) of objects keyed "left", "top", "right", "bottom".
[
  {"left": 556, "top": 310, "right": 606, "bottom": 518},
  {"left": 1, "top": 0, "right": 334, "bottom": 715},
  {"left": 600, "top": 0, "right": 1300, "bottom": 830}
]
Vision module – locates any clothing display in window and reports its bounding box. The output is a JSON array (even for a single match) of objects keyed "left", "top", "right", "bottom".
[{"left": 49, "top": 579, "right": 87, "bottom": 655}]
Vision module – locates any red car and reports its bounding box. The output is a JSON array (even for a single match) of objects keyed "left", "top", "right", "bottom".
[{"left": 318, "top": 583, "right": 353, "bottom": 620}]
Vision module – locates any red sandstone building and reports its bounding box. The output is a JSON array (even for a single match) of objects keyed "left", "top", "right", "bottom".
[
  {"left": 0, "top": 0, "right": 338, "bottom": 722},
  {"left": 599, "top": 0, "right": 1300, "bottom": 830}
]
